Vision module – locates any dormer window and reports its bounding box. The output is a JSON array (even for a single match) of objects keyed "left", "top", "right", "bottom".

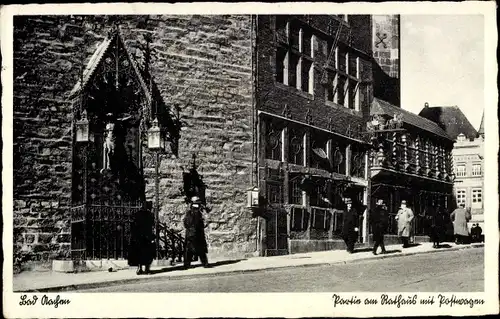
[{"left": 457, "top": 133, "right": 466, "bottom": 142}]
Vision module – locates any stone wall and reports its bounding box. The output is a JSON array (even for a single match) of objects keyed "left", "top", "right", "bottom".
[
  {"left": 13, "top": 16, "right": 87, "bottom": 264},
  {"left": 134, "top": 15, "right": 257, "bottom": 257},
  {"left": 13, "top": 15, "right": 257, "bottom": 265}
]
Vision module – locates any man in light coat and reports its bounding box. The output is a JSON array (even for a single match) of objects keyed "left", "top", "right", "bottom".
[
  {"left": 450, "top": 203, "right": 472, "bottom": 245},
  {"left": 395, "top": 200, "right": 414, "bottom": 248}
]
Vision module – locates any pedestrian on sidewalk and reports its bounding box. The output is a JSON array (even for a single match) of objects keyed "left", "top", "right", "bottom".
[
  {"left": 471, "top": 223, "right": 483, "bottom": 243},
  {"left": 370, "top": 199, "right": 388, "bottom": 255},
  {"left": 183, "top": 196, "right": 210, "bottom": 269},
  {"left": 395, "top": 200, "right": 414, "bottom": 248},
  {"left": 426, "top": 205, "right": 445, "bottom": 248},
  {"left": 342, "top": 198, "right": 360, "bottom": 254},
  {"left": 450, "top": 203, "right": 471, "bottom": 245},
  {"left": 128, "top": 207, "right": 155, "bottom": 275}
]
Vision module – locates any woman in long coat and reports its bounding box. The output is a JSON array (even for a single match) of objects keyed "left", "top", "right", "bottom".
[
  {"left": 395, "top": 200, "right": 414, "bottom": 248},
  {"left": 128, "top": 208, "right": 155, "bottom": 275},
  {"left": 450, "top": 204, "right": 472, "bottom": 244}
]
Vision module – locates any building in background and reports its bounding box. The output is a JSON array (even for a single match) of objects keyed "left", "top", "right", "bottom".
[{"left": 419, "top": 105, "right": 484, "bottom": 231}]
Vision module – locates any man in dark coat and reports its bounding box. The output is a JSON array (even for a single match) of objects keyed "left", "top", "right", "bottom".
[
  {"left": 342, "top": 198, "right": 359, "bottom": 253},
  {"left": 128, "top": 207, "right": 155, "bottom": 275},
  {"left": 370, "top": 199, "right": 388, "bottom": 255},
  {"left": 183, "top": 196, "right": 210, "bottom": 269},
  {"left": 426, "top": 205, "right": 446, "bottom": 248},
  {"left": 471, "top": 223, "right": 483, "bottom": 243}
]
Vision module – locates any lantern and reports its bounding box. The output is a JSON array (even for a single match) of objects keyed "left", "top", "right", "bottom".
[
  {"left": 75, "top": 110, "right": 89, "bottom": 143},
  {"left": 148, "top": 117, "right": 161, "bottom": 150},
  {"left": 247, "top": 186, "right": 260, "bottom": 208}
]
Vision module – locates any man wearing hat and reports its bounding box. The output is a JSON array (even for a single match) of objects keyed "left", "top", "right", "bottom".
[
  {"left": 183, "top": 196, "right": 210, "bottom": 268},
  {"left": 370, "top": 199, "right": 388, "bottom": 255},
  {"left": 342, "top": 198, "right": 360, "bottom": 253},
  {"left": 395, "top": 200, "right": 414, "bottom": 248}
]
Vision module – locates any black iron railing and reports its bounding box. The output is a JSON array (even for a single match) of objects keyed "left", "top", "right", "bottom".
[{"left": 157, "top": 222, "right": 192, "bottom": 265}]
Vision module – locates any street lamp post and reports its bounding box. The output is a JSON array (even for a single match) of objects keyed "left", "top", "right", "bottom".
[{"left": 148, "top": 117, "right": 161, "bottom": 260}]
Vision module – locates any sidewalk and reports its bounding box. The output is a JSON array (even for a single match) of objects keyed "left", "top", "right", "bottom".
[{"left": 13, "top": 242, "right": 484, "bottom": 292}]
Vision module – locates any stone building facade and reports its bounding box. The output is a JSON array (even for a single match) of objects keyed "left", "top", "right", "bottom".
[
  {"left": 254, "top": 15, "right": 373, "bottom": 255},
  {"left": 419, "top": 106, "right": 485, "bottom": 232},
  {"left": 13, "top": 15, "right": 256, "bottom": 266}
]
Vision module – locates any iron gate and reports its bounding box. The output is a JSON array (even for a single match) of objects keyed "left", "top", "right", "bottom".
[{"left": 71, "top": 204, "right": 141, "bottom": 260}]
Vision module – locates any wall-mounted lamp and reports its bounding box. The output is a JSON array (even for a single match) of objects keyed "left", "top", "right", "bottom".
[
  {"left": 147, "top": 117, "right": 162, "bottom": 150},
  {"left": 247, "top": 186, "right": 260, "bottom": 208},
  {"left": 75, "top": 110, "right": 89, "bottom": 143}
]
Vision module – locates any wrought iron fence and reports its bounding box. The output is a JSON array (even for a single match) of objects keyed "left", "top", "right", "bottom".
[{"left": 71, "top": 205, "right": 192, "bottom": 264}]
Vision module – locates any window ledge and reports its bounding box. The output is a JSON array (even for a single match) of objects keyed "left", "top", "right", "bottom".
[
  {"left": 325, "top": 100, "right": 362, "bottom": 117},
  {"left": 275, "top": 82, "right": 315, "bottom": 101}
]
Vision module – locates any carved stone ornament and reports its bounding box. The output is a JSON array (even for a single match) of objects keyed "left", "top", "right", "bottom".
[
  {"left": 376, "top": 143, "right": 386, "bottom": 166},
  {"left": 305, "top": 108, "right": 313, "bottom": 124},
  {"left": 375, "top": 32, "right": 388, "bottom": 49},
  {"left": 367, "top": 114, "right": 386, "bottom": 131},
  {"left": 387, "top": 113, "right": 403, "bottom": 129},
  {"left": 282, "top": 104, "right": 291, "bottom": 118},
  {"left": 327, "top": 117, "right": 333, "bottom": 132}
]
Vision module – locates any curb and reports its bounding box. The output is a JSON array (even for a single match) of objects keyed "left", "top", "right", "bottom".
[{"left": 19, "top": 243, "right": 484, "bottom": 292}]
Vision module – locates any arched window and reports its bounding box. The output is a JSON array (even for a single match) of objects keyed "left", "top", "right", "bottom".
[
  {"left": 265, "top": 121, "right": 283, "bottom": 161},
  {"left": 350, "top": 145, "right": 366, "bottom": 178},
  {"left": 288, "top": 127, "right": 304, "bottom": 165}
]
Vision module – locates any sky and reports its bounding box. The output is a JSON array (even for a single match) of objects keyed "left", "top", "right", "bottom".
[{"left": 400, "top": 15, "right": 485, "bottom": 130}]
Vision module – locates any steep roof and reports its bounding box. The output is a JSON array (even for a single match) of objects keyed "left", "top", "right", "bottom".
[
  {"left": 69, "top": 27, "right": 151, "bottom": 105},
  {"left": 418, "top": 105, "right": 478, "bottom": 140},
  {"left": 371, "top": 98, "right": 453, "bottom": 141},
  {"left": 477, "top": 112, "right": 484, "bottom": 136}
]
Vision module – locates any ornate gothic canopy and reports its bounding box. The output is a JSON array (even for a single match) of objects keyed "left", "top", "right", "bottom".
[{"left": 69, "top": 24, "right": 180, "bottom": 150}]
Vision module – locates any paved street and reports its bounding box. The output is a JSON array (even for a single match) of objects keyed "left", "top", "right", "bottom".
[{"left": 81, "top": 247, "right": 483, "bottom": 292}]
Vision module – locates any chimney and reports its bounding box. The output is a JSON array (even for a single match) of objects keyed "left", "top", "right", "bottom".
[{"left": 424, "top": 102, "right": 429, "bottom": 108}]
